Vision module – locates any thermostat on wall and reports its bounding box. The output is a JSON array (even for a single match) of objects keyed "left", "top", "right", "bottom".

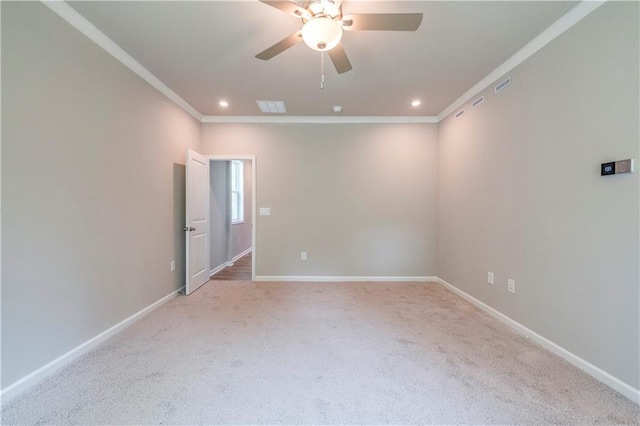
[{"left": 601, "top": 159, "right": 635, "bottom": 176}]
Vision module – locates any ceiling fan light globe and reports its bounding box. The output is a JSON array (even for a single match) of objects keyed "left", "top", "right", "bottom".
[{"left": 301, "top": 17, "right": 343, "bottom": 52}]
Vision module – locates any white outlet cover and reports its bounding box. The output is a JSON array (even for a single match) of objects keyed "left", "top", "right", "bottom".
[
  {"left": 508, "top": 279, "right": 515, "bottom": 293},
  {"left": 488, "top": 272, "right": 494, "bottom": 285},
  {"left": 301, "top": 251, "right": 307, "bottom": 260},
  {"left": 259, "top": 207, "right": 271, "bottom": 216},
  {"left": 170, "top": 260, "right": 175, "bottom": 272}
]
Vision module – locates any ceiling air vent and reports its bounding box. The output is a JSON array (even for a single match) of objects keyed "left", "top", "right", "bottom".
[
  {"left": 256, "top": 100, "right": 287, "bottom": 113},
  {"left": 455, "top": 109, "right": 465, "bottom": 119},
  {"left": 472, "top": 96, "right": 485, "bottom": 108},
  {"left": 495, "top": 76, "right": 512, "bottom": 94}
]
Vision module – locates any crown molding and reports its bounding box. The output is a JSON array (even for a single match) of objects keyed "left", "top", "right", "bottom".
[
  {"left": 201, "top": 115, "right": 439, "bottom": 124},
  {"left": 41, "top": 0, "right": 203, "bottom": 122},
  {"left": 436, "top": 0, "right": 607, "bottom": 122},
  {"left": 42, "top": 0, "right": 606, "bottom": 126}
]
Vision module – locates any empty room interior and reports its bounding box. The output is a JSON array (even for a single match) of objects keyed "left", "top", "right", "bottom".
[{"left": 1, "top": 0, "right": 639, "bottom": 424}]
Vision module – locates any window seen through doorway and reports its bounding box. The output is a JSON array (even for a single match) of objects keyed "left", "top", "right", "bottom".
[{"left": 231, "top": 160, "right": 244, "bottom": 224}]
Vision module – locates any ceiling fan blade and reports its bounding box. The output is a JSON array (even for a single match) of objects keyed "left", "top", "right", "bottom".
[
  {"left": 328, "top": 42, "right": 352, "bottom": 74},
  {"left": 259, "top": 1, "right": 311, "bottom": 18},
  {"left": 255, "top": 30, "right": 303, "bottom": 60},
  {"left": 342, "top": 13, "right": 423, "bottom": 31}
]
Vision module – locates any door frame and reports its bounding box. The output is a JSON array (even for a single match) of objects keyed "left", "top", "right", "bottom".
[{"left": 207, "top": 155, "right": 256, "bottom": 281}]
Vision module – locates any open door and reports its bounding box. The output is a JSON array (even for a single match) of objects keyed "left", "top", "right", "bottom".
[{"left": 185, "top": 149, "right": 210, "bottom": 295}]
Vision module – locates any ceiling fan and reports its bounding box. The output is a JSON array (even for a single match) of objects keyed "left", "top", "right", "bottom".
[{"left": 255, "top": 0, "right": 423, "bottom": 74}]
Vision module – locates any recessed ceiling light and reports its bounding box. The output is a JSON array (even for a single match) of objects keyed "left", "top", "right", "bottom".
[
  {"left": 411, "top": 100, "right": 421, "bottom": 107},
  {"left": 219, "top": 100, "right": 229, "bottom": 108}
]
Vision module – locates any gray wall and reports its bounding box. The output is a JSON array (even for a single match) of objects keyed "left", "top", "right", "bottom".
[
  {"left": 3, "top": 0, "right": 637, "bottom": 400},
  {"left": 231, "top": 160, "right": 252, "bottom": 259},
  {"left": 1, "top": 2, "right": 201, "bottom": 388},
  {"left": 201, "top": 123, "right": 439, "bottom": 278},
  {"left": 437, "top": 1, "right": 639, "bottom": 389},
  {"left": 210, "top": 161, "right": 231, "bottom": 271}
]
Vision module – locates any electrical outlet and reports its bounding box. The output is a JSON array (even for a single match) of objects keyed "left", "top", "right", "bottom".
[
  {"left": 301, "top": 251, "right": 307, "bottom": 261},
  {"left": 488, "top": 272, "right": 494, "bottom": 285},
  {"left": 508, "top": 279, "right": 515, "bottom": 293},
  {"left": 170, "top": 260, "right": 175, "bottom": 272}
]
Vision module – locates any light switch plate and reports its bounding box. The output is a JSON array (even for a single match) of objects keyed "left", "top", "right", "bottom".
[
  {"left": 602, "top": 159, "right": 635, "bottom": 176},
  {"left": 488, "top": 272, "right": 494, "bottom": 285},
  {"left": 259, "top": 208, "right": 271, "bottom": 216},
  {"left": 615, "top": 159, "right": 635, "bottom": 174}
]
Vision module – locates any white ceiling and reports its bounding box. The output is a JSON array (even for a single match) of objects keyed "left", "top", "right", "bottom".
[{"left": 68, "top": 1, "right": 579, "bottom": 117}]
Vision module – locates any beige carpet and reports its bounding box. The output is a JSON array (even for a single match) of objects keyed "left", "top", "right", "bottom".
[{"left": 2, "top": 281, "right": 638, "bottom": 425}]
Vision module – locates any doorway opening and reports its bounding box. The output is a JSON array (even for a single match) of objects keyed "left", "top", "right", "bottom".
[
  {"left": 185, "top": 151, "right": 256, "bottom": 295},
  {"left": 208, "top": 156, "right": 255, "bottom": 282}
]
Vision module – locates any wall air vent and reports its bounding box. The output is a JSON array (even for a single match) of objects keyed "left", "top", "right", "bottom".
[
  {"left": 472, "top": 96, "right": 485, "bottom": 108},
  {"left": 455, "top": 109, "right": 465, "bottom": 118},
  {"left": 256, "top": 100, "right": 287, "bottom": 113},
  {"left": 495, "top": 76, "right": 512, "bottom": 93}
]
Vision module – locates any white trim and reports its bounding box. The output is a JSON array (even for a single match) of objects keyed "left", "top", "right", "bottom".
[
  {"left": 255, "top": 276, "right": 437, "bottom": 282},
  {"left": 206, "top": 155, "right": 257, "bottom": 282},
  {"left": 40, "top": 0, "right": 605, "bottom": 124},
  {"left": 0, "top": 5, "right": 3, "bottom": 406},
  {"left": 232, "top": 247, "right": 252, "bottom": 263},
  {"left": 209, "top": 263, "right": 227, "bottom": 277},
  {"left": 208, "top": 155, "right": 254, "bottom": 161},
  {"left": 41, "top": 1, "right": 203, "bottom": 122},
  {"left": 3, "top": 277, "right": 636, "bottom": 405},
  {"left": 436, "top": 277, "right": 640, "bottom": 404},
  {"left": 0, "top": 287, "right": 183, "bottom": 404},
  {"left": 436, "top": 0, "right": 607, "bottom": 122},
  {"left": 201, "top": 116, "right": 438, "bottom": 124}
]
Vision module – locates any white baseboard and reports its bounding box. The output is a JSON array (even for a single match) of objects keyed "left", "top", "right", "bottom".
[
  {"left": 0, "top": 287, "right": 183, "bottom": 404},
  {"left": 436, "top": 277, "right": 640, "bottom": 404},
  {"left": 254, "top": 276, "right": 438, "bottom": 282},
  {"left": 232, "top": 247, "right": 252, "bottom": 263},
  {"left": 4, "top": 277, "right": 636, "bottom": 405},
  {"left": 209, "top": 262, "right": 228, "bottom": 277}
]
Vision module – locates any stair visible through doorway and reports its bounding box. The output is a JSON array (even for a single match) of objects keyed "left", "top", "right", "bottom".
[{"left": 211, "top": 253, "right": 252, "bottom": 281}]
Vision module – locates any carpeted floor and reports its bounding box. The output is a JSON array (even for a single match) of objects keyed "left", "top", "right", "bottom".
[{"left": 2, "top": 281, "right": 638, "bottom": 425}]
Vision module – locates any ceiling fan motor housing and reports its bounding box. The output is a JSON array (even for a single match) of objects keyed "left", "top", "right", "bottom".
[
  {"left": 256, "top": 0, "right": 423, "bottom": 75},
  {"left": 306, "top": 0, "right": 342, "bottom": 20}
]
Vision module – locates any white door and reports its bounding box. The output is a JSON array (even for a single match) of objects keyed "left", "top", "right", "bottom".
[{"left": 185, "top": 149, "right": 210, "bottom": 295}]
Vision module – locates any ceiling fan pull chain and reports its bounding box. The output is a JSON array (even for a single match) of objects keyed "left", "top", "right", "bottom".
[{"left": 320, "top": 51, "right": 325, "bottom": 89}]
